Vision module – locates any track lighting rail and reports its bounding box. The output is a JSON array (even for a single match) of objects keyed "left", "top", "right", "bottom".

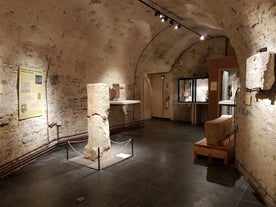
[{"left": 137, "top": 0, "right": 206, "bottom": 40}]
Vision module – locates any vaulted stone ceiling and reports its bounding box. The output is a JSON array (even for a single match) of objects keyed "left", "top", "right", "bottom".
[
  {"left": 131, "top": 0, "right": 226, "bottom": 74},
  {"left": 0, "top": 0, "right": 226, "bottom": 77}
]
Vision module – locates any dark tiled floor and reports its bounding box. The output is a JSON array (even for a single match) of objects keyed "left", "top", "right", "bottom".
[{"left": 0, "top": 119, "right": 267, "bottom": 207}]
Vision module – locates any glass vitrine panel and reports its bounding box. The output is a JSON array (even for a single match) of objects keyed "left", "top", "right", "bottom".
[
  {"left": 195, "top": 78, "right": 209, "bottom": 102},
  {"left": 178, "top": 79, "right": 193, "bottom": 102},
  {"left": 178, "top": 78, "right": 208, "bottom": 103}
]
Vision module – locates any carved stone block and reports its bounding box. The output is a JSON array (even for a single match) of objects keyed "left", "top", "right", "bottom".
[
  {"left": 246, "top": 52, "right": 275, "bottom": 90},
  {"left": 205, "top": 115, "right": 233, "bottom": 145},
  {"left": 84, "top": 83, "right": 111, "bottom": 160}
]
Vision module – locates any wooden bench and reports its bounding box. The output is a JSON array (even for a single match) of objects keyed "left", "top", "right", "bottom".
[{"left": 194, "top": 134, "right": 235, "bottom": 164}]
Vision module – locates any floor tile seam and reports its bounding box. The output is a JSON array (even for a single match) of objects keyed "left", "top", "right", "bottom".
[
  {"left": 11, "top": 187, "right": 70, "bottom": 204},
  {"left": 77, "top": 180, "right": 123, "bottom": 195},
  {"left": 30, "top": 179, "right": 76, "bottom": 196},
  {"left": 101, "top": 170, "right": 149, "bottom": 190},
  {"left": 129, "top": 157, "right": 158, "bottom": 166},
  {"left": 111, "top": 156, "right": 149, "bottom": 167},
  {"left": 95, "top": 170, "right": 130, "bottom": 185},
  {"left": 38, "top": 169, "right": 93, "bottom": 193},
  {"left": 0, "top": 180, "right": 18, "bottom": 189},
  {"left": 146, "top": 174, "right": 182, "bottom": 195},
  {"left": 113, "top": 161, "right": 194, "bottom": 190},
  {"left": 113, "top": 189, "right": 144, "bottom": 207},
  {"left": 131, "top": 157, "right": 165, "bottom": 166},
  {"left": 118, "top": 174, "right": 153, "bottom": 188},
  {"left": 149, "top": 168, "right": 173, "bottom": 181},
  {"left": 99, "top": 163, "right": 130, "bottom": 172},
  {"left": 63, "top": 172, "right": 99, "bottom": 191},
  {"left": 153, "top": 188, "right": 175, "bottom": 207},
  {"left": 165, "top": 181, "right": 199, "bottom": 198},
  {"left": 114, "top": 184, "right": 165, "bottom": 207},
  {"left": 118, "top": 168, "right": 174, "bottom": 193},
  {"left": 239, "top": 198, "right": 266, "bottom": 206},
  {"left": 40, "top": 189, "right": 78, "bottom": 205},
  {"left": 234, "top": 185, "right": 248, "bottom": 207},
  {"left": 52, "top": 164, "right": 94, "bottom": 176},
  {"left": 166, "top": 180, "right": 246, "bottom": 199},
  {"left": 143, "top": 183, "right": 172, "bottom": 195},
  {"left": 122, "top": 157, "right": 156, "bottom": 169},
  {"left": 113, "top": 183, "right": 157, "bottom": 207},
  {"left": 10, "top": 176, "right": 68, "bottom": 192},
  {"left": 59, "top": 183, "right": 87, "bottom": 194},
  {"left": 126, "top": 175, "right": 155, "bottom": 186},
  {"left": 103, "top": 158, "right": 170, "bottom": 178}
]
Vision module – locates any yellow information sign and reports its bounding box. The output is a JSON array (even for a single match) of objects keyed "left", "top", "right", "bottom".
[{"left": 19, "top": 67, "right": 44, "bottom": 120}]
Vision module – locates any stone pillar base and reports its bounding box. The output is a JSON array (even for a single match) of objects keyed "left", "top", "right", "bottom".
[{"left": 84, "top": 145, "right": 111, "bottom": 161}]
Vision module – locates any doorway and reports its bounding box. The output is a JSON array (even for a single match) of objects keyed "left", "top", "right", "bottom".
[{"left": 151, "top": 73, "right": 171, "bottom": 119}]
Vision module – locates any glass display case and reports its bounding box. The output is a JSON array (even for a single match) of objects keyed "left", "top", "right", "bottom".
[
  {"left": 178, "top": 78, "right": 208, "bottom": 103},
  {"left": 178, "top": 78, "right": 193, "bottom": 102},
  {"left": 220, "top": 71, "right": 240, "bottom": 115}
]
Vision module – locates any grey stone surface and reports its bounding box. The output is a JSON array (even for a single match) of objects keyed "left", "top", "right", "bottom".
[
  {"left": 246, "top": 52, "right": 275, "bottom": 90},
  {"left": 205, "top": 115, "right": 233, "bottom": 145}
]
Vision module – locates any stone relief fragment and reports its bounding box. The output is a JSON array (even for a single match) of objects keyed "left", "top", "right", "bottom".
[{"left": 246, "top": 51, "right": 275, "bottom": 90}]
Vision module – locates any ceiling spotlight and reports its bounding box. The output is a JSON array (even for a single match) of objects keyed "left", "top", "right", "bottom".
[
  {"left": 174, "top": 24, "right": 181, "bottom": 30},
  {"left": 138, "top": 0, "right": 205, "bottom": 40},
  {"left": 154, "top": 10, "right": 159, "bottom": 16},
  {"left": 161, "top": 16, "right": 168, "bottom": 22},
  {"left": 200, "top": 35, "right": 206, "bottom": 41}
]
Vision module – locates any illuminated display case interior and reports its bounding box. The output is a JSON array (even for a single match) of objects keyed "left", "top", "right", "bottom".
[{"left": 178, "top": 78, "right": 209, "bottom": 103}]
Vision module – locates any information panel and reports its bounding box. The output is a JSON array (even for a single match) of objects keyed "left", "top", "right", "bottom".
[{"left": 19, "top": 67, "right": 44, "bottom": 120}]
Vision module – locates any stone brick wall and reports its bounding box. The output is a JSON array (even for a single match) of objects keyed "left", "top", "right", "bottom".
[
  {"left": 0, "top": 64, "right": 48, "bottom": 166},
  {"left": 204, "top": 1, "right": 276, "bottom": 206},
  {"left": 0, "top": 0, "right": 148, "bottom": 166}
]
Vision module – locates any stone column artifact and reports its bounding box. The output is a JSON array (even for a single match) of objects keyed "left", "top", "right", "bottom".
[{"left": 84, "top": 83, "right": 111, "bottom": 160}]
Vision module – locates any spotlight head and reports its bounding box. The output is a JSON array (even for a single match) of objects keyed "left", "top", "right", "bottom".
[
  {"left": 169, "top": 19, "right": 174, "bottom": 25},
  {"left": 161, "top": 16, "right": 168, "bottom": 23},
  {"left": 159, "top": 13, "right": 164, "bottom": 18},
  {"left": 154, "top": 10, "right": 159, "bottom": 16},
  {"left": 200, "top": 35, "right": 206, "bottom": 41},
  {"left": 174, "top": 24, "right": 181, "bottom": 30}
]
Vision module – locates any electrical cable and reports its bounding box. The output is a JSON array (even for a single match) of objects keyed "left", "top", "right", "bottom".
[{"left": 45, "top": 55, "right": 52, "bottom": 145}]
